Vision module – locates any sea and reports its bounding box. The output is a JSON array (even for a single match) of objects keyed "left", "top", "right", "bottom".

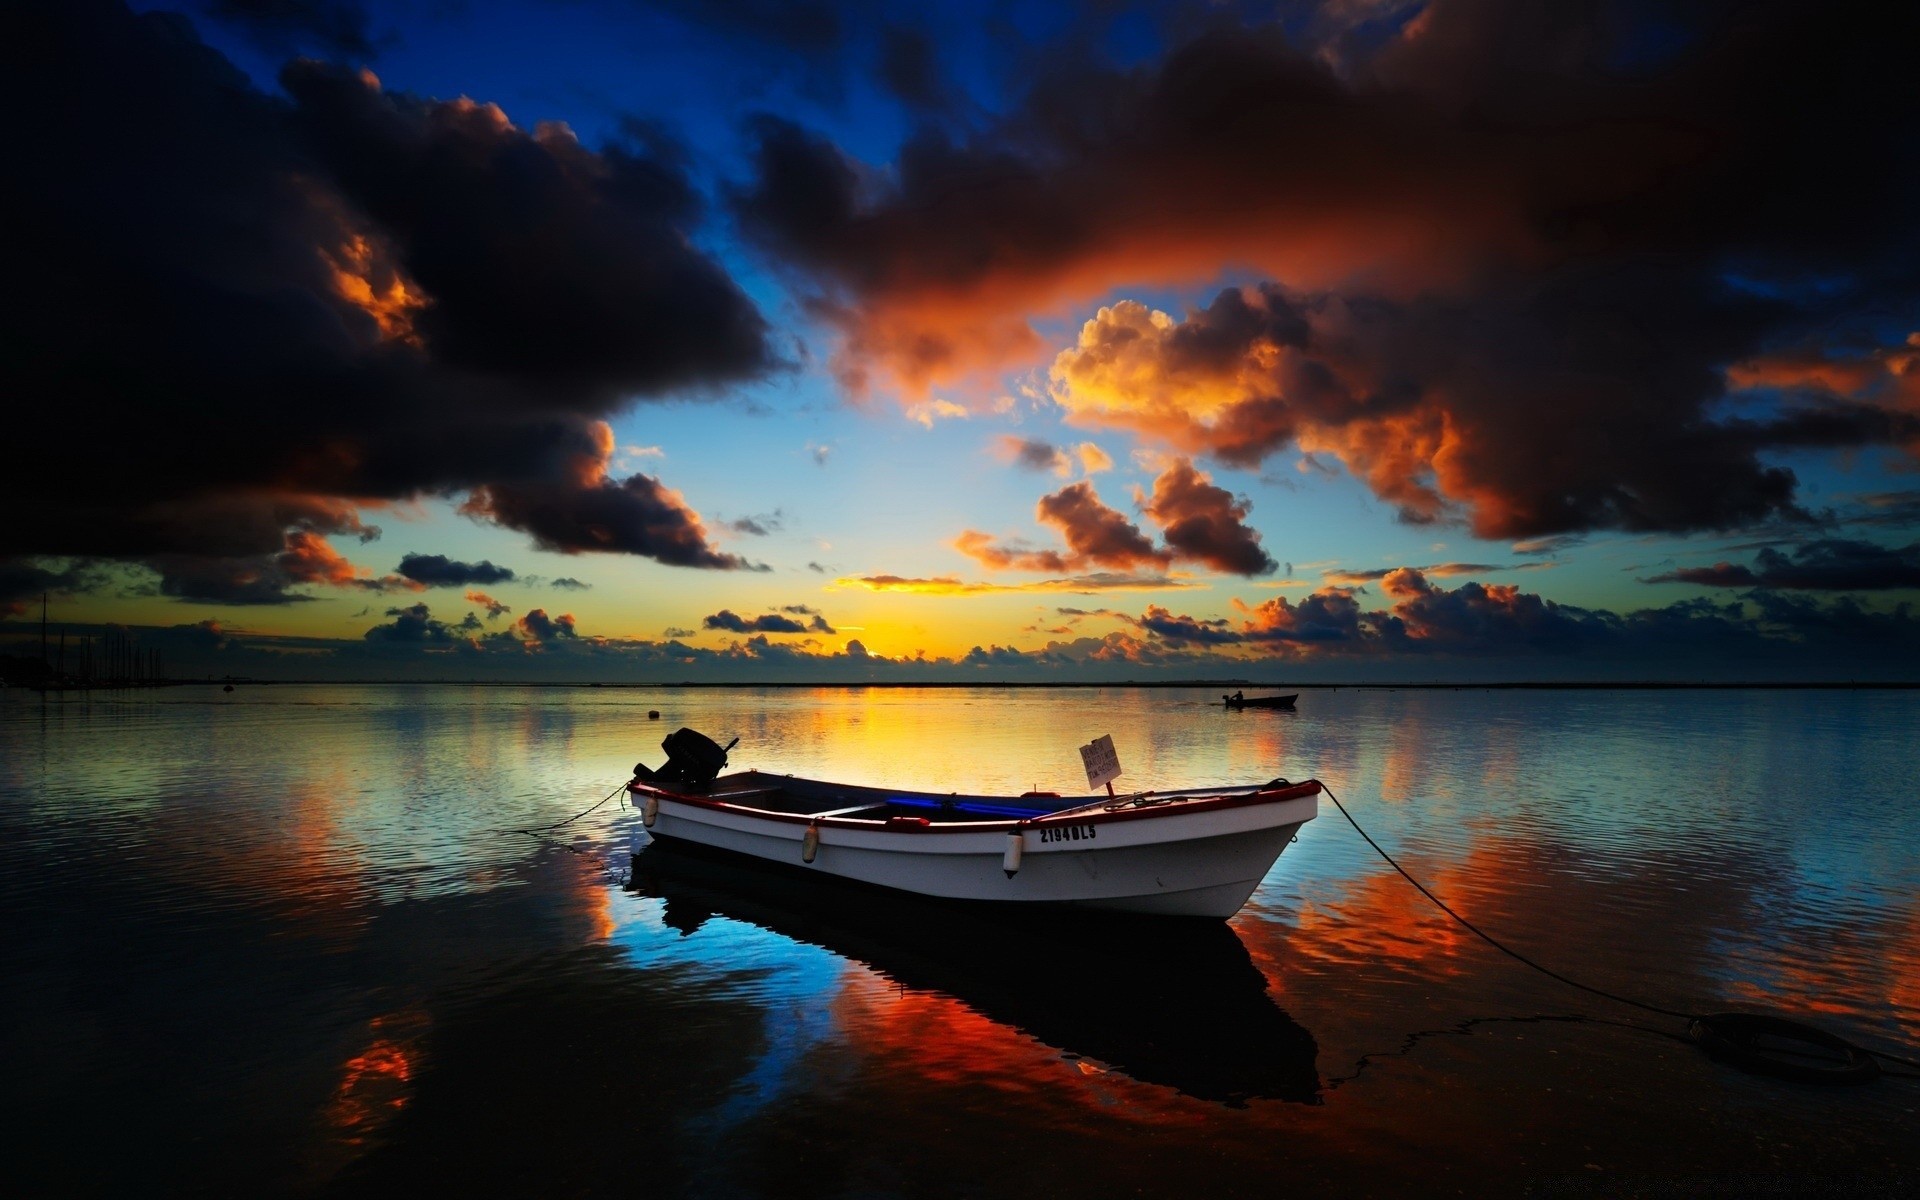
[{"left": 3, "top": 683, "right": 1917, "bottom": 1198}]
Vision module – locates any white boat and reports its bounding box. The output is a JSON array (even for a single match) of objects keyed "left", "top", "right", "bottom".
[{"left": 627, "top": 729, "right": 1320, "bottom": 920}]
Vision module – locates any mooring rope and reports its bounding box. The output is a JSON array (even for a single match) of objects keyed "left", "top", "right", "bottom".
[
  {"left": 509, "top": 779, "right": 628, "bottom": 836},
  {"left": 1312, "top": 778, "right": 1920, "bottom": 1082}
]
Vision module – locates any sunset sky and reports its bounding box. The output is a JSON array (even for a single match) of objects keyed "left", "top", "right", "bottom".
[{"left": 7, "top": 0, "right": 1920, "bottom": 682}]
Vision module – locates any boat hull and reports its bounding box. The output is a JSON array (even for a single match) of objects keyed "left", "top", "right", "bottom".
[{"left": 639, "top": 787, "right": 1317, "bottom": 920}]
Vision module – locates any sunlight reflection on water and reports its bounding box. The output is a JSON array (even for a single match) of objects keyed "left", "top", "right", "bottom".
[{"left": 3, "top": 683, "right": 1917, "bottom": 1195}]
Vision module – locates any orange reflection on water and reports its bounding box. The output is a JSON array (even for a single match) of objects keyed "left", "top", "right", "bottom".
[
  {"left": 141, "top": 768, "right": 375, "bottom": 950},
  {"left": 325, "top": 1008, "right": 430, "bottom": 1151},
  {"left": 831, "top": 969, "right": 1041, "bottom": 1091},
  {"left": 1719, "top": 898, "right": 1920, "bottom": 1031},
  {"left": 1291, "top": 850, "right": 1486, "bottom": 978},
  {"left": 828, "top": 968, "right": 1217, "bottom": 1130},
  {"left": 327, "top": 1041, "right": 415, "bottom": 1142}
]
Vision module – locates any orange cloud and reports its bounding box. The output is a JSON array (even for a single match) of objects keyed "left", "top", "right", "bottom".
[
  {"left": 279, "top": 529, "right": 421, "bottom": 594},
  {"left": 279, "top": 529, "right": 366, "bottom": 587},
  {"left": 730, "top": 12, "right": 1920, "bottom": 540},
  {"left": 1049, "top": 293, "right": 1452, "bottom": 525},
  {"left": 1726, "top": 334, "right": 1920, "bottom": 402},
  {"left": 950, "top": 530, "right": 1071, "bottom": 573},
  {"left": 324, "top": 231, "right": 425, "bottom": 345},
  {"left": 1075, "top": 442, "right": 1113, "bottom": 474},
  {"left": 736, "top": 34, "right": 1557, "bottom": 404},
  {"left": 464, "top": 589, "right": 511, "bottom": 619},
  {"left": 1725, "top": 333, "right": 1920, "bottom": 461}
]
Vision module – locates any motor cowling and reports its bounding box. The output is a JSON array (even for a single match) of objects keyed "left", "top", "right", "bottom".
[{"left": 636, "top": 727, "right": 732, "bottom": 787}]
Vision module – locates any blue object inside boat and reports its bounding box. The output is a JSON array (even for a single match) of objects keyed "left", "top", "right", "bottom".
[{"left": 886, "top": 795, "right": 1060, "bottom": 818}]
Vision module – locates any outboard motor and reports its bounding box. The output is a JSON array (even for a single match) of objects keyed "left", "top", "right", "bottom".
[{"left": 633, "top": 727, "right": 736, "bottom": 788}]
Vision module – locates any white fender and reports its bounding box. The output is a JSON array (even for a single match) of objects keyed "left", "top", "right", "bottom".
[
  {"left": 641, "top": 792, "right": 658, "bottom": 828},
  {"left": 802, "top": 823, "right": 820, "bottom": 864},
  {"left": 1002, "top": 830, "right": 1024, "bottom": 877}
]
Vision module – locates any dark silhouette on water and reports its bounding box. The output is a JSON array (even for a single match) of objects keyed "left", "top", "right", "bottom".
[
  {"left": 1223, "top": 691, "right": 1297, "bottom": 709},
  {"left": 625, "top": 838, "right": 1322, "bottom": 1106}
]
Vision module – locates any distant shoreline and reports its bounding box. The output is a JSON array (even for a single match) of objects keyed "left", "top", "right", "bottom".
[{"left": 62, "top": 678, "right": 1920, "bottom": 691}]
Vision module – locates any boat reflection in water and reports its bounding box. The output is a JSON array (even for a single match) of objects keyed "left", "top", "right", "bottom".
[{"left": 625, "top": 839, "right": 1322, "bottom": 1106}]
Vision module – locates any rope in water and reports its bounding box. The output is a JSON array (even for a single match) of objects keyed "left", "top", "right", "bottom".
[
  {"left": 1311, "top": 778, "right": 1920, "bottom": 1082},
  {"left": 497, "top": 779, "right": 633, "bottom": 881},
  {"left": 510, "top": 780, "right": 628, "bottom": 836}
]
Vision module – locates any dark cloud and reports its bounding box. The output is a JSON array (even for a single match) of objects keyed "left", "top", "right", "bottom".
[
  {"left": 0, "top": 560, "right": 114, "bottom": 618},
  {"left": 727, "top": 511, "right": 785, "bottom": 536},
  {"left": 514, "top": 608, "right": 577, "bottom": 642},
  {"left": 638, "top": 0, "right": 845, "bottom": 56},
  {"left": 996, "top": 436, "right": 1072, "bottom": 475},
  {"left": 463, "top": 436, "right": 767, "bottom": 569},
  {"left": 363, "top": 602, "right": 460, "bottom": 643},
  {"left": 147, "top": 529, "right": 418, "bottom": 605},
  {"left": 735, "top": 1, "right": 1920, "bottom": 537},
  {"left": 1746, "top": 591, "right": 1920, "bottom": 644},
  {"left": 1037, "top": 482, "right": 1170, "bottom": 569},
  {"left": 280, "top": 58, "right": 774, "bottom": 391},
  {"left": 1131, "top": 567, "right": 1920, "bottom": 667},
  {"left": 877, "top": 25, "right": 959, "bottom": 113},
  {"left": 778, "top": 604, "right": 836, "bottom": 633},
  {"left": 1141, "top": 460, "right": 1275, "bottom": 576},
  {"left": 955, "top": 480, "right": 1171, "bottom": 575},
  {"left": 1837, "top": 492, "right": 1920, "bottom": 531},
  {"left": 703, "top": 609, "right": 812, "bottom": 634},
  {"left": 1136, "top": 606, "right": 1242, "bottom": 645},
  {"left": 550, "top": 577, "right": 592, "bottom": 590},
  {"left": 397, "top": 554, "right": 516, "bottom": 587},
  {"left": 1645, "top": 540, "right": 1920, "bottom": 590},
  {"left": 5, "top": 2, "right": 774, "bottom": 598},
  {"left": 961, "top": 644, "right": 1031, "bottom": 668},
  {"left": 193, "top": 0, "right": 378, "bottom": 59}
]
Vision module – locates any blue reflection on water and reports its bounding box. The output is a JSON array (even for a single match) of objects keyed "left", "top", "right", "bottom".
[{"left": 609, "top": 897, "right": 853, "bottom": 1137}]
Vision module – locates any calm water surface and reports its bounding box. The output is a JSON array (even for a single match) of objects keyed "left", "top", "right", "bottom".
[{"left": 3, "top": 685, "right": 1918, "bottom": 1197}]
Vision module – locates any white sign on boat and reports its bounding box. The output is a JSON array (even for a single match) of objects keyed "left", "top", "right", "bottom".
[{"left": 1080, "top": 734, "right": 1121, "bottom": 790}]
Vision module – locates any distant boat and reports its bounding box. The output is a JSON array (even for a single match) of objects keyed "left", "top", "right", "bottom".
[
  {"left": 628, "top": 728, "right": 1321, "bottom": 920},
  {"left": 1223, "top": 692, "right": 1297, "bottom": 710}
]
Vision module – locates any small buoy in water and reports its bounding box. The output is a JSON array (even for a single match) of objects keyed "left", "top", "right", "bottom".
[
  {"left": 801, "top": 824, "right": 820, "bottom": 864},
  {"left": 223, "top": 684, "right": 234, "bottom": 693},
  {"left": 1002, "top": 831, "right": 1024, "bottom": 878},
  {"left": 648, "top": 710, "right": 660, "bottom": 720},
  {"left": 641, "top": 793, "right": 658, "bottom": 828}
]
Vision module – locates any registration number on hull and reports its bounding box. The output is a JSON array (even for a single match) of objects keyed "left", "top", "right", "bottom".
[{"left": 1037, "top": 824, "right": 1096, "bottom": 844}]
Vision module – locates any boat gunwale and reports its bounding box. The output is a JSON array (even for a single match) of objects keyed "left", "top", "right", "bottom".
[{"left": 628, "top": 776, "right": 1322, "bottom": 834}]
